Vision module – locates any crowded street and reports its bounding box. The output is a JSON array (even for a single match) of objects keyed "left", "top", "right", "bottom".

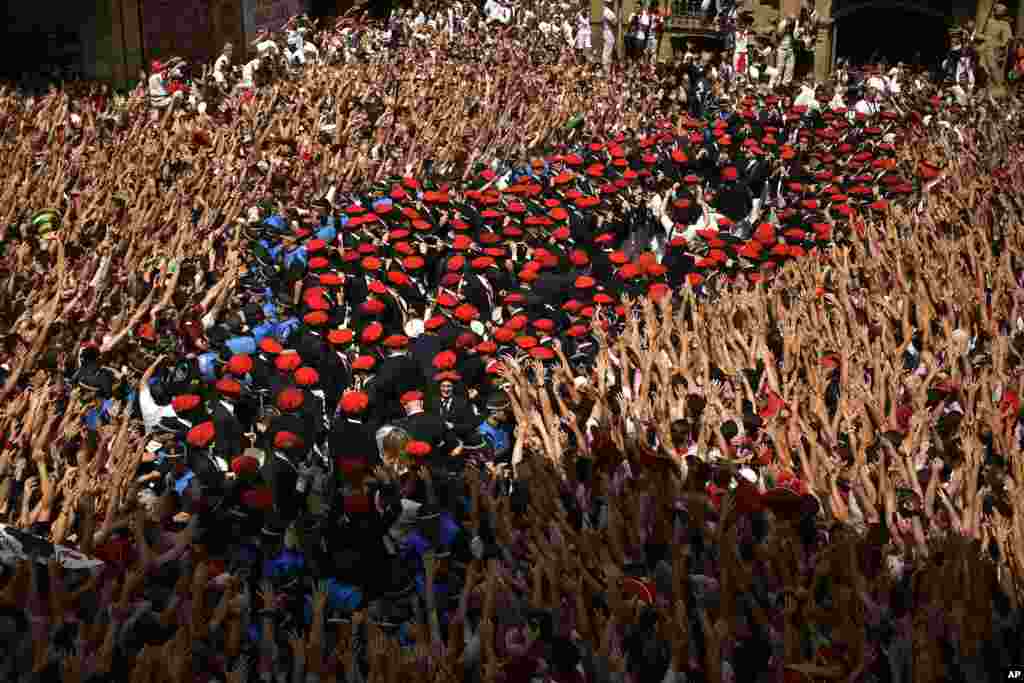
[{"left": 0, "top": 5, "right": 1022, "bottom": 683}]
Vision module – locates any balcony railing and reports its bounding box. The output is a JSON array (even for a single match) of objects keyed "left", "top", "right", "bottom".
[{"left": 663, "top": 13, "right": 726, "bottom": 34}]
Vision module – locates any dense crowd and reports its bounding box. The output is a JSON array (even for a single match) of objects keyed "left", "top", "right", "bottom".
[{"left": 1, "top": 9, "right": 1024, "bottom": 683}]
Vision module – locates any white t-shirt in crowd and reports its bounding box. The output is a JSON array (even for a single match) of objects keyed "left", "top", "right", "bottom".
[
  {"left": 240, "top": 58, "right": 261, "bottom": 88},
  {"left": 854, "top": 98, "right": 879, "bottom": 116},
  {"left": 213, "top": 54, "right": 231, "bottom": 84}
]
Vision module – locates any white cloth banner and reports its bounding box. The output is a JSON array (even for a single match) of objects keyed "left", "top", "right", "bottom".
[{"left": 0, "top": 524, "right": 104, "bottom": 570}]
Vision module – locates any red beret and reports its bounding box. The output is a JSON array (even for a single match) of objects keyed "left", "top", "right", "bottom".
[
  {"left": 295, "top": 367, "right": 320, "bottom": 386},
  {"left": 593, "top": 293, "right": 614, "bottom": 305},
  {"left": 328, "top": 328, "right": 354, "bottom": 346},
  {"left": 172, "top": 394, "right": 202, "bottom": 413},
  {"left": 619, "top": 264, "right": 642, "bottom": 280},
  {"left": 529, "top": 346, "right": 555, "bottom": 360},
  {"left": 507, "top": 315, "right": 528, "bottom": 331},
  {"left": 435, "top": 371, "right": 462, "bottom": 383},
  {"left": 361, "top": 299, "right": 386, "bottom": 315},
  {"left": 533, "top": 318, "right": 555, "bottom": 333},
  {"left": 403, "top": 255, "right": 425, "bottom": 271},
  {"left": 230, "top": 455, "right": 260, "bottom": 477},
  {"left": 575, "top": 275, "right": 596, "bottom": 289},
  {"left": 258, "top": 338, "right": 284, "bottom": 355},
  {"left": 186, "top": 421, "right": 216, "bottom": 448},
  {"left": 216, "top": 377, "right": 243, "bottom": 399},
  {"left": 754, "top": 223, "right": 776, "bottom": 244},
  {"left": 383, "top": 334, "right": 409, "bottom": 349},
  {"left": 276, "top": 387, "right": 304, "bottom": 412},
  {"left": 454, "top": 304, "right": 480, "bottom": 322},
  {"left": 494, "top": 327, "right": 516, "bottom": 343},
  {"left": 361, "top": 322, "right": 384, "bottom": 344},
  {"left": 570, "top": 250, "right": 590, "bottom": 266},
  {"left": 456, "top": 332, "right": 478, "bottom": 349},
  {"left": 436, "top": 293, "right": 458, "bottom": 308},
  {"left": 335, "top": 456, "right": 367, "bottom": 478},
  {"left": 515, "top": 336, "right": 538, "bottom": 350},
  {"left": 361, "top": 256, "right": 382, "bottom": 271},
  {"left": 566, "top": 324, "right": 588, "bottom": 338},
  {"left": 226, "top": 354, "right": 254, "bottom": 377},
  {"left": 447, "top": 255, "right": 465, "bottom": 272},
  {"left": 387, "top": 271, "right": 411, "bottom": 287},
  {"left": 649, "top": 283, "right": 671, "bottom": 300},
  {"left": 275, "top": 352, "right": 302, "bottom": 372},
  {"left": 340, "top": 390, "right": 369, "bottom": 414},
  {"left": 321, "top": 269, "right": 345, "bottom": 285},
  {"left": 305, "top": 297, "right": 330, "bottom": 312},
  {"left": 308, "top": 256, "right": 330, "bottom": 271},
  {"left": 352, "top": 355, "right": 376, "bottom": 371},
  {"left": 136, "top": 323, "right": 157, "bottom": 342},
  {"left": 476, "top": 341, "right": 497, "bottom": 355},
  {"left": 400, "top": 390, "right": 424, "bottom": 405},
  {"left": 303, "top": 310, "right": 330, "bottom": 327},
  {"left": 274, "top": 431, "right": 304, "bottom": 450},
  {"left": 433, "top": 350, "right": 458, "bottom": 370},
  {"left": 367, "top": 281, "right": 387, "bottom": 295},
  {"left": 471, "top": 256, "right": 496, "bottom": 270},
  {"left": 241, "top": 487, "right": 274, "bottom": 511},
  {"left": 425, "top": 316, "right": 447, "bottom": 331},
  {"left": 405, "top": 441, "right": 432, "bottom": 458}
]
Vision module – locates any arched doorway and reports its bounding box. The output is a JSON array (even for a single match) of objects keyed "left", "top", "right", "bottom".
[{"left": 834, "top": 1, "right": 949, "bottom": 68}]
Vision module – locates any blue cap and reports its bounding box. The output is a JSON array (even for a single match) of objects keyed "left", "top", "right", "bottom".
[
  {"left": 264, "top": 215, "right": 287, "bottom": 232},
  {"left": 197, "top": 352, "right": 220, "bottom": 381},
  {"left": 225, "top": 336, "right": 257, "bottom": 356}
]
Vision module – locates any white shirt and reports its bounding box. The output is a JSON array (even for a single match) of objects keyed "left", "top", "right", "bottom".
[
  {"left": 577, "top": 12, "right": 591, "bottom": 35},
  {"left": 240, "top": 58, "right": 261, "bottom": 89},
  {"left": 148, "top": 72, "right": 168, "bottom": 99},
  {"left": 139, "top": 383, "right": 178, "bottom": 434},
  {"left": 734, "top": 30, "right": 749, "bottom": 53},
  {"left": 854, "top": 98, "right": 879, "bottom": 116},
  {"left": 286, "top": 26, "right": 307, "bottom": 49},
  {"left": 213, "top": 54, "right": 231, "bottom": 84},
  {"left": 603, "top": 7, "right": 616, "bottom": 36},
  {"left": 793, "top": 86, "right": 820, "bottom": 111},
  {"left": 636, "top": 12, "right": 651, "bottom": 40},
  {"left": 484, "top": 0, "right": 511, "bottom": 24}
]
